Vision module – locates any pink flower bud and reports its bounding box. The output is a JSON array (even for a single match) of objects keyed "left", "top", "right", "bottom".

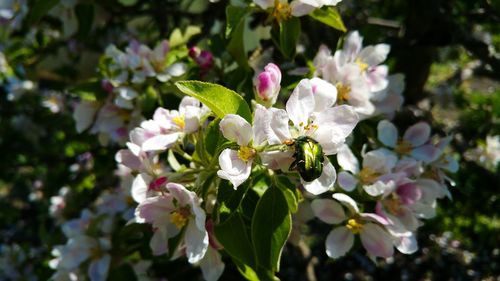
[
  {"left": 101, "top": 79, "right": 114, "bottom": 94},
  {"left": 254, "top": 63, "right": 281, "bottom": 107},
  {"left": 189, "top": 47, "right": 214, "bottom": 70},
  {"left": 148, "top": 176, "right": 168, "bottom": 191}
]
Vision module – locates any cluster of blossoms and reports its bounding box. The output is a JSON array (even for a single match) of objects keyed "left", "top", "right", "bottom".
[
  {"left": 309, "top": 120, "right": 458, "bottom": 260},
  {"left": 49, "top": 184, "right": 138, "bottom": 281},
  {"left": 64, "top": 27, "right": 458, "bottom": 280},
  {"left": 73, "top": 39, "right": 189, "bottom": 145},
  {"left": 0, "top": 243, "right": 38, "bottom": 281},
  {"left": 314, "top": 31, "right": 404, "bottom": 119},
  {"left": 254, "top": 0, "right": 342, "bottom": 19}
]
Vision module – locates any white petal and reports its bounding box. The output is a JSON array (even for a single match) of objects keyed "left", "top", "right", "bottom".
[
  {"left": 403, "top": 122, "right": 431, "bottom": 147},
  {"left": 73, "top": 101, "right": 98, "bottom": 133},
  {"left": 253, "top": 104, "right": 270, "bottom": 146},
  {"left": 217, "top": 149, "right": 252, "bottom": 189},
  {"left": 377, "top": 120, "right": 398, "bottom": 148},
  {"left": 254, "top": 0, "right": 274, "bottom": 9},
  {"left": 360, "top": 223, "right": 394, "bottom": 258},
  {"left": 314, "top": 105, "right": 359, "bottom": 145},
  {"left": 286, "top": 79, "right": 315, "bottom": 130},
  {"left": 219, "top": 114, "right": 252, "bottom": 146},
  {"left": 165, "top": 182, "right": 194, "bottom": 207},
  {"left": 337, "top": 144, "right": 359, "bottom": 173},
  {"left": 142, "top": 133, "right": 180, "bottom": 151},
  {"left": 302, "top": 160, "right": 336, "bottom": 195},
  {"left": 363, "top": 180, "right": 395, "bottom": 197},
  {"left": 365, "top": 65, "right": 389, "bottom": 93},
  {"left": 393, "top": 233, "right": 418, "bottom": 254},
  {"left": 150, "top": 228, "right": 168, "bottom": 256},
  {"left": 332, "top": 193, "right": 359, "bottom": 214},
  {"left": 266, "top": 108, "right": 291, "bottom": 144},
  {"left": 338, "top": 171, "right": 358, "bottom": 192},
  {"left": 115, "top": 149, "right": 142, "bottom": 170},
  {"left": 185, "top": 219, "right": 209, "bottom": 264},
  {"left": 325, "top": 226, "right": 354, "bottom": 259},
  {"left": 290, "top": 1, "right": 317, "bottom": 17},
  {"left": 310, "top": 77, "right": 337, "bottom": 111},
  {"left": 132, "top": 173, "right": 152, "bottom": 203},
  {"left": 88, "top": 254, "right": 111, "bottom": 281},
  {"left": 166, "top": 62, "right": 187, "bottom": 77},
  {"left": 358, "top": 44, "right": 390, "bottom": 66},
  {"left": 411, "top": 144, "right": 440, "bottom": 163},
  {"left": 311, "top": 199, "right": 346, "bottom": 224},
  {"left": 199, "top": 247, "right": 225, "bottom": 281},
  {"left": 343, "top": 31, "right": 363, "bottom": 62},
  {"left": 260, "top": 150, "right": 294, "bottom": 171}
]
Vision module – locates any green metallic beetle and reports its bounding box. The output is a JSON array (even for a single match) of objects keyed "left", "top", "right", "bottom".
[{"left": 287, "top": 136, "right": 325, "bottom": 182}]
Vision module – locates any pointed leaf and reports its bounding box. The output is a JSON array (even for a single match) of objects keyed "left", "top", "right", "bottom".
[
  {"left": 309, "top": 7, "right": 346, "bottom": 32},
  {"left": 175, "top": 81, "right": 252, "bottom": 122},
  {"left": 251, "top": 186, "right": 291, "bottom": 273}
]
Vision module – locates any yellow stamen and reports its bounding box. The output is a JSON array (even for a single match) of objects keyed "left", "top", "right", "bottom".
[
  {"left": 304, "top": 123, "right": 318, "bottom": 132},
  {"left": 172, "top": 115, "right": 185, "bottom": 130},
  {"left": 355, "top": 58, "right": 369, "bottom": 72},
  {"left": 359, "top": 167, "right": 380, "bottom": 184},
  {"left": 272, "top": 1, "right": 291, "bottom": 22},
  {"left": 336, "top": 83, "right": 351, "bottom": 102},
  {"left": 238, "top": 146, "right": 256, "bottom": 162},
  {"left": 346, "top": 218, "right": 363, "bottom": 234},
  {"left": 395, "top": 140, "right": 412, "bottom": 155},
  {"left": 170, "top": 211, "right": 188, "bottom": 229}
]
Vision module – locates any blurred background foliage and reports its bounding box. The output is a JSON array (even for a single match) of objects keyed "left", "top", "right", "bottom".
[{"left": 0, "top": 0, "right": 499, "bottom": 280}]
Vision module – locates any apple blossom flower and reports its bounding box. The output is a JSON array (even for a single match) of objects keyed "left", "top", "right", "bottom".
[
  {"left": 217, "top": 104, "right": 269, "bottom": 189},
  {"left": 254, "top": 63, "right": 281, "bottom": 107},
  {"left": 50, "top": 236, "right": 112, "bottom": 281},
  {"left": 115, "top": 128, "right": 167, "bottom": 203},
  {"left": 311, "top": 193, "right": 394, "bottom": 259},
  {"left": 135, "top": 183, "right": 209, "bottom": 263},
  {"left": 336, "top": 144, "right": 399, "bottom": 195},
  {"left": 254, "top": 0, "right": 342, "bottom": 19},
  {"left": 378, "top": 120, "right": 440, "bottom": 163},
  {"left": 372, "top": 74, "right": 405, "bottom": 118},
  {"left": 335, "top": 31, "right": 390, "bottom": 93},
  {"left": 266, "top": 78, "right": 358, "bottom": 194}
]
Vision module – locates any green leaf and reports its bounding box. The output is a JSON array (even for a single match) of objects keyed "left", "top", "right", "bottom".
[
  {"left": 75, "top": 4, "right": 94, "bottom": 39},
  {"left": 272, "top": 17, "right": 301, "bottom": 59},
  {"left": 251, "top": 186, "right": 292, "bottom": 274},
  {"left": 175, "top": 81, "right": 252, "bottom": 122},
  {"left": 216, "top": 180, "right": 248, "bottom": 222},
  {"left": 275, "top": 176, "right": 299, "bottom": 213},
  {"left": 309, "top": 7, "right": 347, "bottom": 32},
  {"left": 27, "top": 0, "right": 59, "bottom": 24},
  {"left": 214, "top": 213, "right": 256, "bottom": 268},
  {"left": 234, "top": 259, "right": 260, "bottom": 281},
  {"left": 226, "top": 5, "right": 250, "bottom": 68},
  {"left": 204, "top": 119, "right": 222, "bottom": 156}
]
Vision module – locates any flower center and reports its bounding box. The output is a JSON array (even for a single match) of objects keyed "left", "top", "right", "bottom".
[
  {"left": 385, "top": 195, "right": 402, "bottom": 215},
  {"left": 172, "top": 115, "right": 185, "bottom": 130},
  {"left": 346, "top": 218, "right": 363, "bottom": 234},
  {"left": 355, "top": 58, "right": 369, "bottom": 72},
  {"left": 272, "top": 1, "right": 291, "bottom": 22},
  {"left": 238, "top": 146, "right": 256, "bottom": 162},
  {"left": 395, "top": 140, "right": 412, "bottom": 155},
  {"left": 170, "top": 210, "right": 189, "bottom": 229},
  {"left": 336, "top": 83, "right": 351, "bottom": 102},
  {"left": 359, "top": 167, "right": 380, "bottom": 184}
]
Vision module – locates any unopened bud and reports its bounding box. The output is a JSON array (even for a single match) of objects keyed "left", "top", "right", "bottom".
[{"left": 254, "top": 63, "right": 281, "bottom": 107}]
